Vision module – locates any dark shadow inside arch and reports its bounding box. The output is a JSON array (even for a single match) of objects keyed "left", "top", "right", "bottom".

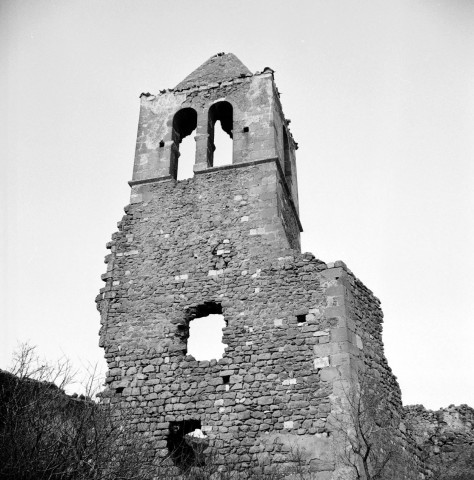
[
  {"left": 283, "top": 127, "right": 292, "bottom": 180},
  {"left": 208, "top": 101, "right": 233, "bottom": 167},
  {"left": 171, "top": 107, "right": 198, "bottom": 180}
]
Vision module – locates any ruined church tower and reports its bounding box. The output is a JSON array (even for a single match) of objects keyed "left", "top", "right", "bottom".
[{"left": 97, "top": 54, "right": 422, "bottom": 478}]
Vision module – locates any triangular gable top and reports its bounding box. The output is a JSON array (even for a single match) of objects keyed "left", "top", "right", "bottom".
[{"left": 175, "top": 53, "right": 252, "bottom": 90}]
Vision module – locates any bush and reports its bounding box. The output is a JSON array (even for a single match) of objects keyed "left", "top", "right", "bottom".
[{"left": 0, "top": 344, "right": 156, "bottom": 480}]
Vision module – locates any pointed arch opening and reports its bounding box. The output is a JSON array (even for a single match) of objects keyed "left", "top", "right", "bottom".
[
  {"left": 283, "top": 127, "right": 292, "bottom": 181},
  {"left": 208, "top": 101, "right": 233, "bottom": 167},
  {"left": 171, "top": 107, "right": 197, "bottom": 180}
]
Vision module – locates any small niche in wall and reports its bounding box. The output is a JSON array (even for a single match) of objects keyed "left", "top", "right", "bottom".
[
  {"left": 297, "top": 314, "right": 307, "bottom": 323},
  {"left": 222, "top": 375, "right": 230, "bottom": 384}
]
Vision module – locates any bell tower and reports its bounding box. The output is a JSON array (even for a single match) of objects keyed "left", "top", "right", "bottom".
[
  {"left": 129, "top": 52, "right": 301, "bottom": 252},
  {"left": 97, "top": 53, "right": 422, "bottom": 478}
]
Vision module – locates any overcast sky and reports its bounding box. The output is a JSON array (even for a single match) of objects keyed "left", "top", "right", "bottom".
[{"left": 2, "top": 0, "right": 473, "bottom": 409}]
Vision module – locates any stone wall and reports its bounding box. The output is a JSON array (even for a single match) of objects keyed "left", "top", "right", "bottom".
[
  {"left": 405, "top": 404, "right": 474, "bottom": 479},
  {"left": 98, "top": 162, "right": 334, "bottom": 474},
  {"left": 97, "top": 165, "right": 425, "bottom": 477},
  {"left": 306, "top": 264, "right": 427, "bottom": 479},
  {"left": 97, "top": 53, "right": 430, "bottom": 479},
  {"left": 133, "top": 73, "right": 278, "bottom": 181}
]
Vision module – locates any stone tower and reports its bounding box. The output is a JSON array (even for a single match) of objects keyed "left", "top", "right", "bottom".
[{"left": 97, "top": 53, "right": 423, "bottom": 478}]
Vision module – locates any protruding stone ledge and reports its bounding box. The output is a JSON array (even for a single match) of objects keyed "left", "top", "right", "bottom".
[
  {"left": 128, "top": 175, "right": 172, "bottom": 187},
  {"left": 193, "top": 156, "right": 278, "bottom": 174}
]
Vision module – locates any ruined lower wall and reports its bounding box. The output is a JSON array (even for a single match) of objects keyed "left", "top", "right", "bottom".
[
  {"left": 97, "top": 163, "right": 427, "bottom": 478},
  {"left": 405, "top": 404, "right": 474, "bottom": 480},
  {"left": 315, "top": 265, "right": 428, "bottom": 479}
]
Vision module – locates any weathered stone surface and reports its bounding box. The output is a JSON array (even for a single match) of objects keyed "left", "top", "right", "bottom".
[
  {"left": 175, "top": 53, "right": 252, "bottom": 91},
  {"left": 97, "top": 53, "right": 431, "bottom": 478}
]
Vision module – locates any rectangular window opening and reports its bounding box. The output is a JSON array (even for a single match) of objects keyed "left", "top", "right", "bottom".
[
  {"left": 222, "top": 375, "right": 230, "bottom": 384},
  {"left": 297, "top": 314, "right": 307, "bottom": 323}
]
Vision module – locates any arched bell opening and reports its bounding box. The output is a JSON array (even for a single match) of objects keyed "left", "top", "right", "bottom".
[
  {"left": 171, "top": 107, "right": 198, "bottom": 180},
  {"left": 207, "top": 101, "right": 233, "bottom": 167}
]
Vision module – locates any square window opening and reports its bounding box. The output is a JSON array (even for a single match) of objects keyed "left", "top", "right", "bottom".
[{"left": 182, "top": 302, "right": 228, "bottom": 361}]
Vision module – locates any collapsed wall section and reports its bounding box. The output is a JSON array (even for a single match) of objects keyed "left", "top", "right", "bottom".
[
  {"left": 405, "top": 404, "right": 474, "bottom": 479},
  {"left": 313, "top": 265, "right": 427, "bottom": 479}
]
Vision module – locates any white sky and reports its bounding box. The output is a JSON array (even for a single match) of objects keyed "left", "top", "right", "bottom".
[
  {"left": 187, "top": 315, "right": 227, "bottom": 362},
  {"left": 1, "top": 0, "right": 473, "bottom": 409}
]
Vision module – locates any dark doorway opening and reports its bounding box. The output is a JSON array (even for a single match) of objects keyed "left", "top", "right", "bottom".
[{"left": 167, "top": 419, "right": 203, "bottom": 470}]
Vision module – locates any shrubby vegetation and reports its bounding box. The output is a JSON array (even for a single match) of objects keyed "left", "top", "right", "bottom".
[
  {"left": 329, "top": 374, "right": 408, "bottom": 480},
  {"left": 4, "top": 345, "right": 469, "bottom": 479},
  {"left": 0, "top": 344, "right": 319, "bottom": 480},
  {"left": 0, "top": 344, "right": 156, "bottom": 480},
  {"left": 429, "top": 444, "right": 474, "bottom": 480}
]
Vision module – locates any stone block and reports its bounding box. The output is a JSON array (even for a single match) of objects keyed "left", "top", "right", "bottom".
[
  {"left": 330, "top": 358, "right": 354, "bottom": 379},
  {"left": 314, "top": 357, "right": 330, "bottom": 369},
  {"left": 313, "top": 330, "right": 329, "bottom": 337},
  {"left": 320, "top": 367, "right": 339, "bottom": 382},
  {"left": 314, "top": 341, "right": 352, "bottom": 357},
  {"left": 313, "top": 472, "right": 333, "bottom": 480},
  {"left": 330, "top": 327, "right": 349, "bottom": 342},
  {"left": 238, "top": 411, "right": 251, "bottom": 421}
]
